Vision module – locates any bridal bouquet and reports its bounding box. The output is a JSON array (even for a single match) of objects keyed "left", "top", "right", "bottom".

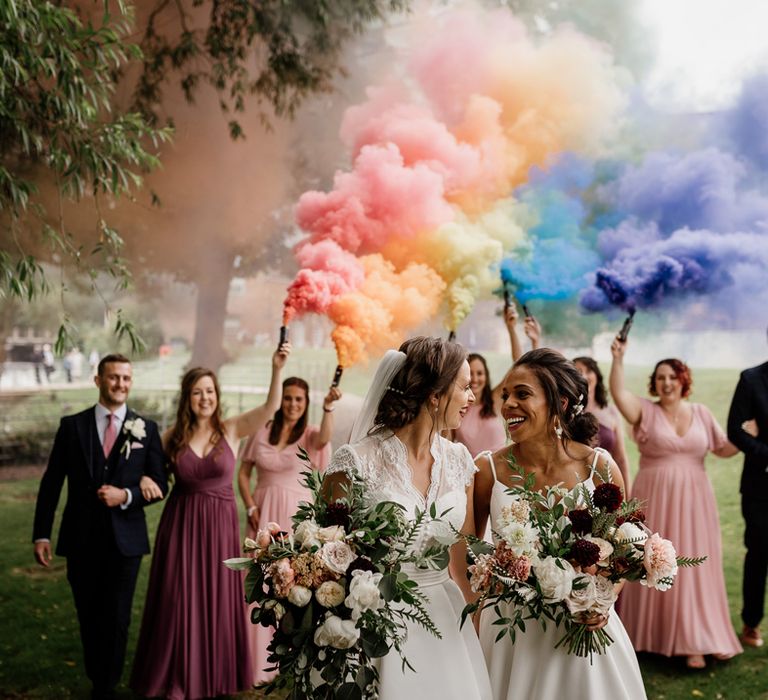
[
  {"left": 463, "top": 463, "right": 705, "bottom": 661},
  {"left": 225, "top": 451, "right": 451, "bottom": 699}
]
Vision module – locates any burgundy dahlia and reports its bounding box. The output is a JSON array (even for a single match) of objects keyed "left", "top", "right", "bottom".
[
  {"left": 592, "top": 482, "right": 623, "bottom": 512},
  {"left": 346, "top": 556, "right": 376, "bottom": 576},
  {"left": 569, "top": 538, "right": 601, "bottom": 568},
  {"left": 325, "top": 501, "right": 351, "bottom": 529},
  {"left": 627, "top": 509, "right": 646, "bottom": 523},
  {"left": 567, "top": 508, "right": 594, "bottom": 535}
]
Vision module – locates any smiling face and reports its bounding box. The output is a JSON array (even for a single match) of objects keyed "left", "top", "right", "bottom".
[
  {"left": 653, "top": 363, "right": 683, "bottom": 404},
  {"left": 469, "top": 357, "right": 488, "bottom": 395},
  {"left": 189, "top": 375, "right": 218, "bottom": 419},
  {"left": 436, "top": 360, "right": 475, "bottom": 431},
  {"left": 282, "top": 384, "right": 308, "bottom": 423},
  {"left": 94, "top": 361, "right": 132, "bottom": 410},
  {"left": 500, "top": 365, "right": 553, "bottom": 442}
]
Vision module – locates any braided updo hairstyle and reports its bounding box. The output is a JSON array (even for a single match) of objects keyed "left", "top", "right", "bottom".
[
  {"left": 374, "top": 336, "right": 468, "bottom": 431},
  {"left": 514, "top": 348, "right": 597, "bottom": 446}
]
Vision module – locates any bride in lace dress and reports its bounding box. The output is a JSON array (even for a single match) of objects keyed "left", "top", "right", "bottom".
[
  {"left": 324, "top": 337, "right": 492, "bottom": 699},
  {"left": 472, "top": 349, "right": 646, "bottom": 700}
]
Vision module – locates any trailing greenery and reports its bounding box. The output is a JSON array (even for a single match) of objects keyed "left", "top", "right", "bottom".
[{"left": 0, "top": 0, "right": 171, "bottom": 352}]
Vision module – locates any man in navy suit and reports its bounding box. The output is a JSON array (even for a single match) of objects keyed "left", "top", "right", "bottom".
[
  {"left": 33, "top": 353, "right": 168, "bottom": 699},
  {"left": 727, "top": 332, "right": 768, "bottom": 649}
]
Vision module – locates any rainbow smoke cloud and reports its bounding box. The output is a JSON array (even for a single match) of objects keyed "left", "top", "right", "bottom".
[{"left": 284, "top": 7, "right": 626, "bottom": 366}]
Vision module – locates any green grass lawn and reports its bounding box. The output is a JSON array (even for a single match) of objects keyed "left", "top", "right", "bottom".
[{"left": 1, "top": 362, "right": 766, "bottom": 698}]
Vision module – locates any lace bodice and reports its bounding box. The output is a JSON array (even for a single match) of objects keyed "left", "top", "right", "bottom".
[{"left": 326, "top": 430, "right": 477, "bottom": 555}]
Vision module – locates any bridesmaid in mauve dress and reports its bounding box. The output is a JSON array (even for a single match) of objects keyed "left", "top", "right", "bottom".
[
  {"left": 610, "top": 338, "right": 743, "bottom": 669},
  {"left": 131, "top": 346, "right": 290, "bottom": 699},
  {"left": 573, "top": 356, "right": 631, "bottom": 491},
  {"left": 237, "top": 376, "right": 339, "bottom": 684}
]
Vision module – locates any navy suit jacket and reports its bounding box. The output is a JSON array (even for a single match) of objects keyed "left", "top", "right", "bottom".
[
  {"left": 727, "top": 361, "right": 768, "bottom": 499},
  {"left": 32, "top": 406, "right": 168, "bottom": 557}
]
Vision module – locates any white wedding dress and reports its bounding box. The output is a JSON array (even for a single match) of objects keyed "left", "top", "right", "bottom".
[
  {"left": 326, "top": 429, "right": 492, "bottom": 700},
  {"left": 478, "top": 450, "right": 647, "bottom": 700}
]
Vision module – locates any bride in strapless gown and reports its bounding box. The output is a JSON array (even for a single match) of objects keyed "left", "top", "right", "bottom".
[{"left": 471, "top": 349, "right": 646, "bottom": 700}]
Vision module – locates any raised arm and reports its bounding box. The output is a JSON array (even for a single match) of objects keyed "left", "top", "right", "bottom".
[
  {"left": 524, "top": 315, "right": 542, "bottom": 350},
  {"left": 228, "top": 344, "right": 291, "bottom": 441},
  {"left": 312, "top": 386, "right": 342, "bottom": 450},
  {"left": 610, "top": 405, "right": 631, "bottom": 494},
  {"left": 609, "top": 337, "right": 643, "bottom": 426},
  {"left": 492, "top": 305, "right": 521, "bottom": 406}
]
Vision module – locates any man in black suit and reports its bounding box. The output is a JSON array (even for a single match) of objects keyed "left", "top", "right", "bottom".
[
  {"left": 727, "top": 335, "right": 768, "bottom": 649},
  {"left": 33, "top": 353, "right": 168, "bottom": 698}
]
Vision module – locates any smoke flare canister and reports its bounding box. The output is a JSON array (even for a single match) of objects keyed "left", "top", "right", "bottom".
[
  {"left": 447, "top": 330, "right": 456, "bottom": 342},
  {"left": 331, "top": 365, "right": 344, "bottom": 388},
  {"left": 522, "top": 304, "right": 532, "bottom": 318},
  {"left": 503, "top": 288, "right": 511, "bottom": 310},
  {"left": 617, "top": 310, "right": 636, "bottom": 342},
  {"left": 278, "top": 325, "right": 289, "bottom": 349}
]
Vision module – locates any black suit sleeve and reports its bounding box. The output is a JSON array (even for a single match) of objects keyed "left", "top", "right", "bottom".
[
  {"left": 124, "top": 420, "right": 168, "bottom": 509},
  {"left": 727, "top": 372, "right": 768, "bottom": 461},
  {"left": 32, "top": 419, "right": 69, "bottom": 541}
]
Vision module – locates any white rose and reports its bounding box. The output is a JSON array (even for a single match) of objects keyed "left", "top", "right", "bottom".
[
  {"left": 287, "top": 584, "right": 312, "bottom": 607},
  {"left": 314, "top": 615, "right": 360, "bottom": 649},
  {"left": 500, "top": 521, "right": 540, "bottom": 557},
  {"left": 615, "top": 522, "right": 648, "bottom": 546},
  {"left": 592, "top": 575, "right": 618, "bottom": 615},
  {"left": 318, "top": 525, "right": 346, "bottom": 543},
  {"left": 294, "top": 520, "right": 322, "bottom": 550},
  {"left": 565, "top": 574, "right": 598, "bottom": 616},
  {"left": 320, "top": 541, "right": 356, "bottom": 575},
  {"left": 128, "top": 418, "right": 147, "bottom": 439},
  {"left": 533, "top": 556, "right": 576, "bottom": 603},
  {"left": 423, "top": 519, "right": 457, "bottom": 547},
  {"left": 584, "top": 535, "right": 614, "bottom": 567},
  {"left": 315, "top": 580, "right": 346, "bottom": 608},
  {"left": 344, "top": 570, "right": 384, "bottom": 620}
]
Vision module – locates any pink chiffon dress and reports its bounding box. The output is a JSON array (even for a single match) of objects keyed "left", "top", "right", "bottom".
[
  {"left": 619, "top": 399, "right": 743, "bottom": 658},
  {"left": 131, "top": 441, "right": 253, "bottom": 699},
  {"left": 454, "top": 403, "right": 507, "bottom": 458},
  {"left": 239, "top": 424, "right": 330, "bottom": 684}
]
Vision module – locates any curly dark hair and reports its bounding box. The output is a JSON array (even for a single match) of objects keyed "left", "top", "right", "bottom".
[
  {"left": 572, "top": 356, "right": 608, "bottom": 408},
  {"left": 648, "top": 358, "right": 693, "bottom": 398},
  {"left": 468, "top": 353, "right": 495, "bottom": 418},
  {"left": 374, "top": 336, "right": 468, "bottom": 432},
  {"left": 514, "top": 348, "right": 596, "bottom": 446}
]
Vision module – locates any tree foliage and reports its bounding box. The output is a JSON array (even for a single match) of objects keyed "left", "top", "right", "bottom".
[
  {"left": 1, "top": 0, "right": 171, "bottom": 351},
  {"left": 134, "top": 0, "right": 409, "bottom": 138}
]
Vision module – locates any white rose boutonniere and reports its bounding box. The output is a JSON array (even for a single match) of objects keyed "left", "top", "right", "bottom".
[{"left": 121, "top": 417, "right": 147, "bottom": 458}]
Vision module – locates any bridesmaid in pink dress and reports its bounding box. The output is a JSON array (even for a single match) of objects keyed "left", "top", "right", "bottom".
[
  {"left": 609, "top": 337, "right": 743, "bottom": 669},
  {"left": 454, "top": 304, "right": 541, "bottom": 457},
  {"left": 237, "top": 376, "right": 340, "bottom": 684},
  {"left": 131, "top": 345, "right": 290, "bottom": 699}
]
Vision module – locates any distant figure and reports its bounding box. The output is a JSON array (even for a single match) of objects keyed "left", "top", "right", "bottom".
[
  {"left": 88, "top": 349, "right": 100, "bottom": 377},
  {"left": 32, "top": 344, "right": 44, "bottom": 385},
  {"left": 32, "top": 354, "right": 168, "bottom": 699},
  {"left": 610, "top": 336, "right": 742, "bottom": 668},
  {"left": 69, "top": 348, "right": 84, "bottom": 381},
  {"left": 727, "top": 329, "right": 768, "bottom": 650},
  {"left": 42, "top": 344, "right": 55, "bottom": 382}
]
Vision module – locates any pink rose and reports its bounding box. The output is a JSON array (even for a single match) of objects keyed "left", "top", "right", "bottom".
[
  {"left": 642, "top": 533, "right": 678, "bottom": 591},
  {"left": 270, "top": 557, "right": 296, "bottom": 598},
  {"left": 256, "top": 528, "right": 272, "bottom": 549}
]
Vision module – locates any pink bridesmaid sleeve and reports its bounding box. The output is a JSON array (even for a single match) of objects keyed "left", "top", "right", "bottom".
[{"left": 695, "top": 403, "right": 728, "bottom": 453}]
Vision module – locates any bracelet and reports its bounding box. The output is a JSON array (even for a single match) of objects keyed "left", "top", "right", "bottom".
[
  {"left": 323, "top": 406, "right": 335, "bottom": 413},
  {"left": 247, "top": 505, "right": 258, "bottom": 517}
]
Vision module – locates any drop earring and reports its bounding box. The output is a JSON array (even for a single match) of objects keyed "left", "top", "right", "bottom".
[{"left": 554, "top": 419, "right": 563, "bottom": 439}]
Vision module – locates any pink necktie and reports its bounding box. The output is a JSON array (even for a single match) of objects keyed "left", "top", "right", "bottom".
[{"left": 103, "top": 413, "right": 117, "bottom": 457}]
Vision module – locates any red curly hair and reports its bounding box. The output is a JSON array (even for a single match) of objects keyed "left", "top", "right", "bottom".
[{"left": 648, "top": 358, "right": 693, "bottom": 398}]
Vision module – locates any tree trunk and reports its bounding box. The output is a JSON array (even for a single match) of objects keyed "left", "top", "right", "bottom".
[{"left": 189, "top": 250, "right": 235, "bottom": 371}]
